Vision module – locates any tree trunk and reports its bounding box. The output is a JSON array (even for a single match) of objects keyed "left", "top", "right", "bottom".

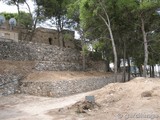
[
  {"left": 60, "top": 32, "right": 65, "bottom": 48},
  {"left": 152, "top": 65, "right": 155, "bottom": 78},
  {"left": 57, "top": 30, "right": 61, "bottom": 47},
  {"left": 138, "top": 65, "right": 143, "bottom": 77},
  {"left": 141, "top": 17, "right": 148, "bottom": 78},
  {"left": 29, "top": 4, "right": 40, "bottom": 41},
  {"left": 150, "top": 65, "right": 152, "bottom": 77},
  {"left": 127, "top": 57, "right": 131, "bottom": 81},
  {"left": 57, "top": 14, "right": 65, "bottom": 48},
  {"left": 82, "top": 54, "right": 86, "bottom": 71},
  {"left": 24, "top": 1, "right": 32, "bottom": 18},
  {"left": 29, "top": 17, "right": 38, "bottom": 41},
  {"left": 15, "top": 3, "right": 20, "bottom": 27},
  {"left": 108, "top": 27, "right": 118, "bottom": 82},
  {"left": 159, "top": 64, "right": 160, "bottom": 78},
  {"left": 105, "top": 60, "right": 110, "bottom": 72},
  {"left": 122, "top": 42, "right": 126, "bottom": 82},
  {"left": 117, "top": 57, "right": 121, "bottom": 72},
  {"left": 99, "top": 2, "right": 117, "bottom": 82},
  {"left": 78, "top": 26, "right": 86, "bottom": 71}
]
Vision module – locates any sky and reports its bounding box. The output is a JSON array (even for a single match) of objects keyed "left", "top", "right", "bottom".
[
  {"left": 0, "top": 1, "right": 80, "bottom": 39},
  {"left": 0, "top": 1, "right": 34, "bottom": 13}
]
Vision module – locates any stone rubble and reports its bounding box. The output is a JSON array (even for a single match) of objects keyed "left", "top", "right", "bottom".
[
  {"left": 20, "top": 76, "right": 116, "bottom": 97},
  {"left": 0, "top": 72, "right": 23, "bottom": 97}
]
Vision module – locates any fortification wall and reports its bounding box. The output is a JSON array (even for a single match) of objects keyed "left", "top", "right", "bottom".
[
  {"left": 19, "top": 28, "right": 75, "bottom": 48},
  {"left": 0, "top": 38, "right": 80, "bottom": 62},
  {"left": 0, "top": 38, "right": 82, "bottom": 71}
]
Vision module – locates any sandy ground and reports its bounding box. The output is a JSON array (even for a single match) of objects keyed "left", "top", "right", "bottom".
[
  {"left": 0, "top": 60, "right": 110, "bottom": 81},
  {"left": 1, "top": 77, "right": 160, "bottom": 120},
  {"left": 0, "top": 91, "right": 96, "bottom": 120},
  {"left": 0, "top": 60, "right": 35, "bottom": 74},
  {"left": 23, "top": 71, "right": 111, "bottom": 82}
]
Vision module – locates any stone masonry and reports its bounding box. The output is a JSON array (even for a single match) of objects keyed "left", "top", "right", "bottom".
[
  {"left": 0, "top": 38, "right": 116, "bottom": 97},
  {"left": 0, "top": 38, "right": 82, "bottom": 71},
  {"left": 0, "top": 39, "right": 79, "bottom": 61},
  {"left": 0, "top": 38, "right": 82, "bottom": 96},
  {"left": 0, "top": 72, "right": 23, "bottom": 97},
  {"left": 20, "top": 75, "right": 117, "bottom": 97}
]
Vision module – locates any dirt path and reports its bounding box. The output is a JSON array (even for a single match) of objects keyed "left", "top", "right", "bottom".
[{"left": 0, "top": 91, "right": 95, "bottom": 120}]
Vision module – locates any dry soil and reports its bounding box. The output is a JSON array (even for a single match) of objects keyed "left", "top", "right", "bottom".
[{"left": 0, "top": 77, "right": 160, "bottom": 120}]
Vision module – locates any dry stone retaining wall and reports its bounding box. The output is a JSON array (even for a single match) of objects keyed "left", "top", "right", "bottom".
[
  {"left": 0, "top": 73, "right": 121, "bottom": 97},
  {"left": 0, "top": 39, "right": 80, "bottom": 62},
  {"left": 0, "top": 38, "right": 82, "bottom": 71},
  {"left": 0, "top": 38, "right": 120, "bottom": 97},
  {"left": 0, "top": 73, "right": 23, "bottom": 97},
  {"left": 20, "top": 75, "right": 118, "bottom": 97},
  {"left": 35, "top": 61, "right": 81, "bottom": 71}
]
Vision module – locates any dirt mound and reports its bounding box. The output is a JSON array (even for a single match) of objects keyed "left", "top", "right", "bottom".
[
  {"left": 47, "top": 77, "right": 160, "bottom": 120},
  {"left": 69, "top": 100, "right": 101, "bottom": 113}
]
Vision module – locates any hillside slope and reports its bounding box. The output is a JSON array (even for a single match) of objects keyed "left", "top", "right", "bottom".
[
  {"left": 0, "top": 77, "right": 160, "bottom": 120},
  {"left": 48, "top": 77, "right": 160, "bottom": 120}
]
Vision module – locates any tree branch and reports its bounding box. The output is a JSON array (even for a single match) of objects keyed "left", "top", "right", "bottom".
[
  {"left": 99, "top": 14, "right": 109, "bottom": 28},
  {"left": 99, "top": 0, "right": 110, "bottom": 26}
]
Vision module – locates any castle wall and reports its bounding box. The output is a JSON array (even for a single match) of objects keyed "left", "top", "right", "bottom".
[
  {"left": 19, "top": 28, "right": 76, "bottom": 48},
  {"left": 32, "top": 29, "right": 59, "bottom": 45},
  {"left": 0, "top": 20, "right": 76, "bottom": 48},
  {"left": 0, "top": 38, "right": 79, "bottom": 61},
  {"left": 0, "top": 38, "right": 82, "bottom": 71}
]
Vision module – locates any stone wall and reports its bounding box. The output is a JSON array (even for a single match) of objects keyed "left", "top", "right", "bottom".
[
  {"left": 19, "top": 28, "right": 75, "bottom": 48},
  {"left": 0, "top": 73, "right": 23, "bottom": 97},
  {"left": 35, "top": 61, "right": 81, "bottom": 71},
  {"left": 0, "top": 38, "right": 110, "bottom": 72},
  {"left": 0, "top": 73, "right": 121, "bottom": 97},
  {"left": 0, "top": 30, "right": 18, "bottom": 42},
  {"left": 1, "top": 20, "right": 76, "bottom": 48},
  {"left": 0, "top": 38, "right": 82, "bottom": 71},
  {"left": 20, "top": 75, "right": 118, "bottom": 97},
  {"left": 0, "top": 39, "right": 80, "bottom": 62},
  {"left": 0, "top": 38, "right": 121, "bottom": 97}
]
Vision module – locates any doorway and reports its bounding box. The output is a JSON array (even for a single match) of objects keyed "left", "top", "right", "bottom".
[{"left": 48, "top": 38, "right": 53, "bottom": 45}]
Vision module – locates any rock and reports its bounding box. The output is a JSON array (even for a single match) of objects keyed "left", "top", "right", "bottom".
[{"left": 141, "top": 91, "right": 152, "bottom": 97}]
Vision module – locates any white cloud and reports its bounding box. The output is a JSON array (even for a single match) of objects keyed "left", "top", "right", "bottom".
[
  {"left": 0, "top": 2, "right": 17, "bottom": 13},
  {"left": 0, "top": 1, "right": 34, "bottom": 13}
]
